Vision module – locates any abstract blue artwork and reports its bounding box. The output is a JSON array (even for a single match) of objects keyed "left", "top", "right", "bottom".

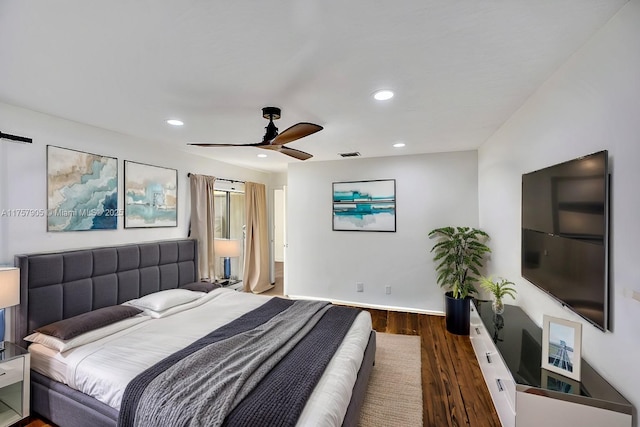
[
  {"left": 47, "top": 146, "right": 118, "bottom": 231},
  {"left": 124, "top": 161, "right": 177, "bottom": 228},
  {"left": 332, "top": 179, "right": 396, "bottom": 232}
]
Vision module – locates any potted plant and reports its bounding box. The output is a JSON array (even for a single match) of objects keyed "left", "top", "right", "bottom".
[
  {"left": 429, "top": 226, "right": 491, "bottom": 335},
  {"left": 479, "top": 276, "right": 516, "bottom": 314}
]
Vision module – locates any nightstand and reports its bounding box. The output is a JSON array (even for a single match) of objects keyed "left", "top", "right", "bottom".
[
  {"left": 0, "top": 342, "right": 29, "bottom": 426},
  {"left": 215, "top": 279, "right": 244, "bottom": 292}
]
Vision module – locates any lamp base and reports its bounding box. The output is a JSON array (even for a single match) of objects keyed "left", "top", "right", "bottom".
[{"left": 223, "top": 257, "right": 231, "bottom": 279}]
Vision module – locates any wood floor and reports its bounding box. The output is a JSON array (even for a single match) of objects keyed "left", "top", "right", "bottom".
[{"left": 365, "top": 309, "right": 501, "bottom": 427}]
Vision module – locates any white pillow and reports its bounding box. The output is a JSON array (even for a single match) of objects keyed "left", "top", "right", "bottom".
[
  {"left": 128, "top": 289, "right": 204, "bottom": 312},
  {"left": 141, "top": 294, "right": 209, "bottom": 318},
  {"left": 25, "top": 315, "right": 149, "bottom": 352}
]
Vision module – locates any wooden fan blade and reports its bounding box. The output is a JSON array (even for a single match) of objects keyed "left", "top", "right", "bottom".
[
  {"left": 188, "top": 142, "right": 266, "bottom": 147},
  {"left": 258, "top": 145, "right": 313, "bottom": 160},
  {"left": 271, "top": 122, "right": 323, "bottom": 146},
  {"left": 278, "top": 146, "right": 313, "bottom": 160}
]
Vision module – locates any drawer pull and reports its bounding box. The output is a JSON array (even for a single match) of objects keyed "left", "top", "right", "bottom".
[
  {"left": 486, "top": 352, "right": 492, "bottom": 364},
  {"left": 475, "top": 327, "right": 481, "bottom": 335},
  {"left": 496, "top": 379, "right": 504, "bottom": 392}
]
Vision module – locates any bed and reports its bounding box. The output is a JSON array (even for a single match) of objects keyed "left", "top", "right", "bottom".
[{"left": 14, "top": 239, "right": 376, "bottom": 427}]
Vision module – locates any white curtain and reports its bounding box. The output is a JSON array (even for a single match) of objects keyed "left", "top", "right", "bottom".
[
  {"left": 243, "top": 181, "right": 272, "bottom": 293},
  {"left": 190, "top": 174, "right": 216, "bottom": 280}
]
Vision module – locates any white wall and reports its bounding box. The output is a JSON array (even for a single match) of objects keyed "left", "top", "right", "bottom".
[
  {"left": 269, "top": 172, "right": 287, "bottom": 189},
  {"left": 0, "top": 102, "right": 270, "bottom": 265},
  {"left": 266, "top": 172, "right": 288, "bottom": 283},
  {"left": 287, "top": 151, "right": 478, "bottom": 313},
  {"left": 273, "top": 189, "right": 285, "bottom": 262},
  {"left": 478, "top": 0, "right": 640, "bottom": 418}
]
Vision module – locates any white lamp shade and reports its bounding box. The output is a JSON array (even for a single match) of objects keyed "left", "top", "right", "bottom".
[
  {"left": 214, "top": 239, "right": 241, "bottom": 258},
  {"left": 0, "top": 268, "right": 20, "bottom": 309}
]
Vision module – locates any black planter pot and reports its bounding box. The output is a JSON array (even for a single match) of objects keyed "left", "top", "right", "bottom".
[{"left": 444, "top": 292, "right": 471, "bottom": 335}]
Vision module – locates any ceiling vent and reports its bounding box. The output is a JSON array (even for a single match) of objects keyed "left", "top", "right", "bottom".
[{"left": 339, "top": 152, "right": 361, "bottom": 158}]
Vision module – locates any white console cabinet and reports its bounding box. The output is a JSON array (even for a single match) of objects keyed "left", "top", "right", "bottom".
[
  {"left": 469, "top": 301, "right": 632, "bottom": 427},
  {"left": 470, "top": 302, "right": 516, "bottom": 427}
]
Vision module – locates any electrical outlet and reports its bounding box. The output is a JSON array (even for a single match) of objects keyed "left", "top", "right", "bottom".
[
  {"left": 356, "top": 282, "right": 364, "bottom": 292},
  {"left": 385, "top": 285, "right": 391, "bottom": 294}
]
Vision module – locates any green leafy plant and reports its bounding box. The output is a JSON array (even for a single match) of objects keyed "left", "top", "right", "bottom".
[
  {"left": 429, "top": 226, "right": 491, "bottom": 299},
  {"left": 479, "top": 276, "right": 517, "bottom": 301}
]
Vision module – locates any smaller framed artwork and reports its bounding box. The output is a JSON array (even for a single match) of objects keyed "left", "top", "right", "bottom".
[
  {"left": 541, "top": 315, "right": 582, "bottom": 382},
  {"left": 124, "top": 161, "right": 178, "bottom": 228},
  {"left": 332, "top": 179, "right": 396, "bottom": 232}
]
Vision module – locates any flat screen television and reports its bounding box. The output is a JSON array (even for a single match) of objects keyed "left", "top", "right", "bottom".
[{"left": 521, "top": 150, "right": 609, "bottom": 330}]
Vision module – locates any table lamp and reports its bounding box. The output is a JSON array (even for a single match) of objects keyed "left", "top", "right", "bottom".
[
  {"left": 214, "top": 239, "right": 241, "bottom": 280},
  {"left": 0, "top": 267, "right": 20, "bottom": 351}
]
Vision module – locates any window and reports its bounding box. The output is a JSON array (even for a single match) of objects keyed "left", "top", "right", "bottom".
[{"left": 214, "top": 182, "right": 245, "bottom": 280}]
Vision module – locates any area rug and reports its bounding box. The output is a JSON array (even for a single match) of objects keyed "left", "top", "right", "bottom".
[{"left": 358, "top": 332, "right": 423, "bottom": 427}]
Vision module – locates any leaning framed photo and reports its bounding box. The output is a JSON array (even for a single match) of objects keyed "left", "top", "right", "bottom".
[
  {"left": 332, "top": 179, "right": 396, "bottom": 232},
  {"left": 124, "top": 161, "right": 178, "bottom": 228},
  {"left": 541, "top": 315, "right": 582, "bottom": 381}
]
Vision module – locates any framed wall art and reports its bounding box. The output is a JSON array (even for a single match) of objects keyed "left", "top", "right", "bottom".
[
  {"left": 541, "top": 315, "right": 582, "bottom": 381},
  {"left": 47, "top": 145, "right": 118, "bottom": 231},
  {"left": 124, "top": 161, "right": 177, "bottom": 228},
  {"left": 332, "top": 179, "right": 396, "bottom": 232}
]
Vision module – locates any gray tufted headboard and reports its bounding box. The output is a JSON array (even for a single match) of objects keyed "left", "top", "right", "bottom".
[{"left": 14, "top": 239, "right": 198, "bottom": 346}]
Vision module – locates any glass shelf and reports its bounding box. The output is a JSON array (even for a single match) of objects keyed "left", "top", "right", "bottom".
[{"left": 474, "top": 300, "right": 630, "bottom": 409}]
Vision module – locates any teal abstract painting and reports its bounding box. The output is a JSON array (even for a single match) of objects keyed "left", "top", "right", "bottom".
[
  {"left": 47, "top": 146, "right": 118, "bottom": 231},
  {"left": 332, "top": 179, "right": 396, "bottom": 232}
]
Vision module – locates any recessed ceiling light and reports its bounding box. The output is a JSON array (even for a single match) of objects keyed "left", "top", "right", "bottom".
[
  {"left": 257, "top": 154, "right": 267, "bottom": 158},
  {"left": 166, "top": 119, "right": 184, "bottom": 126},
  {"left": 393, "top": 142, "right": 406, "bottom": 148},
  {"left": 373, "top": 90, "right": 394, "bottom": 101}
]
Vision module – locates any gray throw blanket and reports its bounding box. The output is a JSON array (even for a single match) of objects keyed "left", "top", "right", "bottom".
[
  {"left": 223, "top": 303, "right": 362, "bottom": 427},
  {"left": 119, "top": 298, "right": 360, "bottom": 427}
]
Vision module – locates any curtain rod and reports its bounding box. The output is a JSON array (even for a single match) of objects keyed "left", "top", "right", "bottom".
[
  {"left": 187, "top": 173, "right": 245, "bottom": 184},
  {"left": 0, "top": 131, "right": 32, "bottom": 144}
]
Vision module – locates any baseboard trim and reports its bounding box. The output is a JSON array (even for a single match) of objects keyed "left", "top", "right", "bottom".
[{"left": 286, "top": 294, "right": 445, "bottom": 316}]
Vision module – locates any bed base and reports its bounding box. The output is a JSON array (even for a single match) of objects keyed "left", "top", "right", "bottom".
[
  {"left": 31, "top": 371, "right": 118, "bottom": 427},
  {"left": 31, "top": 330, "right": 376, "bottom": 427},
  {"left": 341, "top": 330, "right": 376, "bottom": 427}
]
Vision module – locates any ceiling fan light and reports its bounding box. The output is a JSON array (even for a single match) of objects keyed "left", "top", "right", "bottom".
[
  {"left": 166, "top": 119, "right": 184, "bottom": 126},
  {"left": 373, "top": 90, "right": 394, "bottom": 101}
]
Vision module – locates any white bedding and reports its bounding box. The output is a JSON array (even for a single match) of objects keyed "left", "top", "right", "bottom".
[{"left": 29, "top": 288, "right": 372, "bottom": 426}]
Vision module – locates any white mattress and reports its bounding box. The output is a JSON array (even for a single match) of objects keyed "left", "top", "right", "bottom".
[{"left": 29, "top": 289, "right": 372, "bottom": 426}]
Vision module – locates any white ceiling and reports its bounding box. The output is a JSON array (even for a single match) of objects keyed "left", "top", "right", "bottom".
[{"left": 0, "top": 1, "right": 628, "bottom": 172}]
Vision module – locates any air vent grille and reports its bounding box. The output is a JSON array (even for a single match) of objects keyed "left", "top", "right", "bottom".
[{"left": 339, "top": 152, "right": 361, "bottom": 158}]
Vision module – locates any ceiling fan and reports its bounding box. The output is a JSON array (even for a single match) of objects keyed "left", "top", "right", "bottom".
[{"left": 188, "top": 107, "right": 323, "bottom": 160}]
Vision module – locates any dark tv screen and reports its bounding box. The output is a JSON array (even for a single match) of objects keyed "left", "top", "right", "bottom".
[{"left": 521, "top": 151, "right": 609, "bottom": 330}]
